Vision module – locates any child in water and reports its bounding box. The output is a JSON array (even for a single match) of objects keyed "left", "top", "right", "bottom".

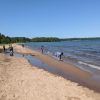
[
  {"left": 55, "top": 52, "right": 64, "bottom": 61},
  {"left": 9, "top": 46, "right": 14, "bottom": 56},
  {"left": 59, "top": 52, "right": 63, "bottom": 61},
  {"left": 41, "top": 45, "right": 44, "bottom": 54}
]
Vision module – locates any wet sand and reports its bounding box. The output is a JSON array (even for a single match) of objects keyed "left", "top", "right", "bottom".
[
  {"left": 13, "top": 44, "right": 100, "bottom": 92},
  {"left": 0, "top": 46, "right": 100, "bottom": 100}
]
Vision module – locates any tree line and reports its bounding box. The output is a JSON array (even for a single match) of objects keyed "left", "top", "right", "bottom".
[
  {"left": 32, "top": 37, "right": 60, "bottom": 42},
  {"left": 0, "top": 33, "right": 31, "bottom": 44},
  {"left": 0, "top": 33, "right": 100, "bottom": 44},
  {"left": 0, "top": 33, "right": 60, "bottom": 44},
  {"left": 61, "top": 37, "right": 100, "bottom": 41}
]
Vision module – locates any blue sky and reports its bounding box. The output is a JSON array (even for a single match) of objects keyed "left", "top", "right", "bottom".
[{"left": 0, "top": 0, "right": 100, "bottom": 38}]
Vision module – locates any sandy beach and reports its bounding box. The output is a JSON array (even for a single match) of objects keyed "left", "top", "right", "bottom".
[
  {"left": 0, "top": 44, "right": 100, "bottom": 100},
  {"left": 14, "top": 44, "right": 100, "bottom": 92}
]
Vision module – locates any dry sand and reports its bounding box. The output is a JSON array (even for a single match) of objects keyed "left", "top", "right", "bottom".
[{"left": 0, "top": 44, "right": 100, "bottom": 100}]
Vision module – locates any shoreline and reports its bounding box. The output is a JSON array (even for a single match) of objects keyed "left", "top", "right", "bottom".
[
  {"left": 0, "top": 44, "right": 100, "bottom": 100},
  {"left": 14, "top": 44, "right": 100, "bottom": 93}
]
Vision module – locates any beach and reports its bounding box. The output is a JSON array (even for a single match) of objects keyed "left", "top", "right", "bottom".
[
  {"left": 14, "top": 44, "right": 100, "bottom": 92},
  {"left": 0, "top": 44, "right": 100, "bottom": 100}
]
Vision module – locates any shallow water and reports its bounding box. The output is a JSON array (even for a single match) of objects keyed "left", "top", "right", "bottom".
[
  {"left": 24, "top": 40, "right": 100, "bottom": 75},
  {"left": 14, "top": 53, "right": 72, "bottom": 78}
]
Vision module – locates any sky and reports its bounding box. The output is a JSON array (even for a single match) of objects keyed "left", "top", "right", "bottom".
[{"left": 0, "top": 0, "right": 100, "bottom": 38}]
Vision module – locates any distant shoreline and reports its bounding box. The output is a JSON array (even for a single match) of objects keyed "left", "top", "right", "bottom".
[{"left": 1, "top": 33, "right": 100, "bottom": 44}]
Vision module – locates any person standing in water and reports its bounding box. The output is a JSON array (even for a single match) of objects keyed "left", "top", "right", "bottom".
[
  {"left": 59, "top": 52, "right": 63, "bottom": 61},
  {"left": 3, "top": 45, "right": 6, "bottom": 52},
  {"left": 22, "top": 44, "right": 24, "bottom": 48},
  {"left": 41, "top": 45, "right": 44, "bottom": 54},
  {"left": 10, "top": 45, "right": 14, "bottom": 56}
]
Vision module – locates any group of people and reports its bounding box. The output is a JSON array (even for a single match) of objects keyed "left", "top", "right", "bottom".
[
  {"left": 3, "top": 44, "right": 14, "bottom": 56},
  {"left": 41, "top": 45, "right": 64, "bottom": 61},
  {"left": 3, "top": 44, "right": 63, "bottom": 59}
]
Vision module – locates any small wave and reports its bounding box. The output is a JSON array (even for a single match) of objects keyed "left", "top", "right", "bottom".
[{"left": 78, "top": 61, "right": 100, "bottom": 71}]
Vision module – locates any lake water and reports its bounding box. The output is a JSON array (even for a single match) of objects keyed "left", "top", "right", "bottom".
[{"left": 24, "top": 40, "right": 100, "bottom": 74}]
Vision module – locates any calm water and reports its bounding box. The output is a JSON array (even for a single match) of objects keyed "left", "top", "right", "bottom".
[{"left": 24, "top": 40, "right": 100, "bottom": 74}]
